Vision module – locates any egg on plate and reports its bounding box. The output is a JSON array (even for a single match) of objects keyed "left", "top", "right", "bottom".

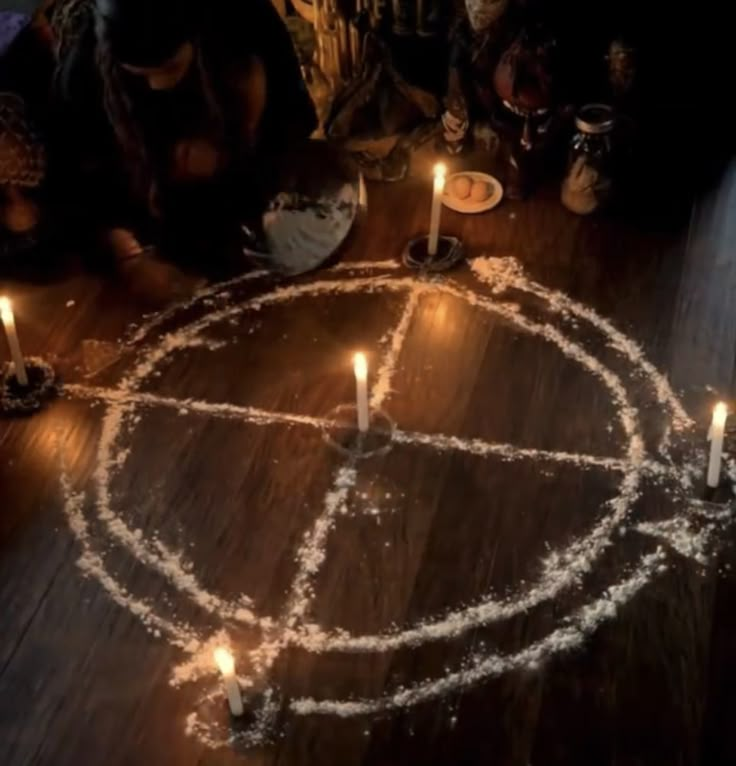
[
  {"left": 450, "top": 175, "right": 472, "bottom": 200},
  {"left": 470, "top": 181, "right": 492, "bottom": 203}
]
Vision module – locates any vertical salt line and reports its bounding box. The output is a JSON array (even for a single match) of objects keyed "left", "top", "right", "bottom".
[
  {"left": 283, "top": 459, "right": 359, "bottom": 628},
  {"left": 245, "top": 459, "right": 359, "bottom": 681},
  {"left": 370, "top": 288, "right": 422, "bottom": 410}
]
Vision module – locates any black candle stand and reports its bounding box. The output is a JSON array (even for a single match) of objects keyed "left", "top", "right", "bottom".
[
  {"left": 0, "top": 357, "right": 60, "bottom": 416},
  {"left": 402, "top": 235, "right": 465, "bottom": 273}
]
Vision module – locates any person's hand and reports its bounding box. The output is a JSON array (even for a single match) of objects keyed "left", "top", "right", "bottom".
[
  {"left": 107, "top": 229, "right": 206, "bottom": 305},
  {"left": 108, "top": 228, "right": 145, "bottom": 261},
  {"left": 172, "top": 139, "right": 220, "bottom": 182},
  {"left": 118, "top": 249, "right": 206, "bottom": 307},
  {"left": 1, "top": 195, "right": 40, "bottom": 234}
]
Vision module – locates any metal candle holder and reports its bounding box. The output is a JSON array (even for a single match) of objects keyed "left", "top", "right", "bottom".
[
  {"left": 402, "top": 235, "right": 465, "bottom": 273},
  {"left": 0, "top": 357, "right": 59, "bottom": 416}
]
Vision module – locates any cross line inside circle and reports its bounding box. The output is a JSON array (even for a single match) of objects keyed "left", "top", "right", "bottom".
[{"left": 58, "top": 259, "right": 700, "bottom": 749}]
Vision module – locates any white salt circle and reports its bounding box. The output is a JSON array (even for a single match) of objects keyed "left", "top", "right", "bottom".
[{"left": 61, "top": 259, "right": 716, "bottom": 749}]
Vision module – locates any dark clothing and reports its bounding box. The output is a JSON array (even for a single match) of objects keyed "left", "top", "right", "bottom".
[{"left": 53, "top": 0, "right": 316, "bottom": 259}]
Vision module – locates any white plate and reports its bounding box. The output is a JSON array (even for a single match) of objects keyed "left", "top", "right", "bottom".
[
  {"left": 262, "top": 183, "right": 358, "bottom": 275},
  {"left": 443, "top": 172, "right": 503, "bottom": 214},
  {"left": 242, "top": 141, "right": 363, "bottom": 276}
]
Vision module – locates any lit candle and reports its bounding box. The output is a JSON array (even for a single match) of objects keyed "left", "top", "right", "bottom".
[
  {"left": 428, "top": 162, "right": 447, "bottom": 257},
  {"left": 353, "top": 352, "right": 370, "bottom": 432},
  {"left": 707, "top": 402, "right": 728, "bottom": 488},
  {"left": 0, "top": 297, "right": 28, "bottom": 386},
  {"left": 213, "top": 647, "right": 244, "bottom": 717}
]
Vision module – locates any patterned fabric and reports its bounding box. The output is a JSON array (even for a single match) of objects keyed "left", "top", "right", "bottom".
[{"left": 0, "top": 92, "right": 46, "bottom": 188}]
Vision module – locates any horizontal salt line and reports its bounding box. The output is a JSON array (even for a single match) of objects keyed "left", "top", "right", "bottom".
[
  {"left": 65, "top": 385, "right": 336, "bottom": 431},
  {"left": 392, "top": 429, "right": 626, "bottom": 470},
  {"left": 391, "top": 429, "right": 673, "bottom": 478},
  {"left": 65, "top": 386, "right": 674, "bottom": 479}
]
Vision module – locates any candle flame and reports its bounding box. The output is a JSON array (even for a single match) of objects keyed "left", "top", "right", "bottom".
[
  {"left": 433, "top": 162, "right": 447, "bottom": 180},
  {"left": 714, "top": 401, "right": 728, "bottom": 426},
  {"left": 213, "top": 647, "right": 235, "bottom": 676},
  {"left": 353, "top": 352, "right": 368, "bottom": 380},
  {"left": 0, "top": 296, "right": 12, "bottom": 322}
]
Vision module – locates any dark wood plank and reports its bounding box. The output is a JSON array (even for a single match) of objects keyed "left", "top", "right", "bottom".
[{"left": 2, "top": 161, "right": 736, "bottom": 766}]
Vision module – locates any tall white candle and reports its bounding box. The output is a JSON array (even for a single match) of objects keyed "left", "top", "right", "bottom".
[
  {"left": 428, "top": 163, "right": 447, "bottom": 257},
  {"left": 707, "top": 402, "right": 728, "bottom": 488},
  {"left": 0, "top": 296, "right": 28, "bottom": 386},
  {"left": 213, "top": 648, "right": 244, "bottom": 717},
  {"left": 353, "top": 352, "right": 370, "bottom": 432}
]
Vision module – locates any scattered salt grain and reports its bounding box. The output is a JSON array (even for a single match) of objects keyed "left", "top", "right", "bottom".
[{"left": 53, "top": 256, "right": 731, "bottom": 751}]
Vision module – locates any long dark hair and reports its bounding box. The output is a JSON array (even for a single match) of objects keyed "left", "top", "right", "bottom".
[
  {"left": 93, "top": 13, "right": 226, "bottom": 208},
  {"left": 94, "top": 30, "right": 150, "bottom": 202}
]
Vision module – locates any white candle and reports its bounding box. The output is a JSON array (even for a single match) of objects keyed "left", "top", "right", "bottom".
[
  {"left": 707, "top": 402, "right": 728, "bottom": 488},
  {"left": 428, "top": 163, "right": 447, "bottom": 257},
  {"left": 213, "top": 648, "right": 244, "bottom": 717},
  {"left": 0, "top": 297, "right": 28, "bottom": 386},
  {"left": 353, "top": 352, "right": 370, "bottom": 432}
]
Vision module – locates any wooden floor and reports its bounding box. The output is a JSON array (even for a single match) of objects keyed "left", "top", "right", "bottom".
[{"left": 2, "top": 159, "right": 736, "bottom": 766}]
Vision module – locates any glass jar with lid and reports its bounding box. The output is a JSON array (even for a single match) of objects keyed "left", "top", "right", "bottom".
[{"left": 561, "top": 104, "right": 615, "bottom": 214}]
